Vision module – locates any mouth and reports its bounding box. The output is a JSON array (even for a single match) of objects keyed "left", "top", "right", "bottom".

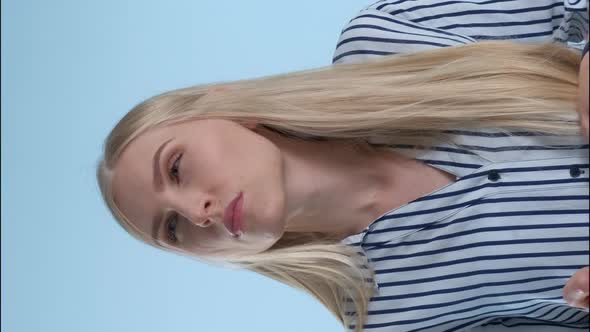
[{"left": 224, "top": 192, "right": 243, "bottom": 238}]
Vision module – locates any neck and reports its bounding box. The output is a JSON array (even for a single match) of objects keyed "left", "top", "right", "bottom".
[{"left": 264, "top": 130, "right": 405, "bottom": 240}]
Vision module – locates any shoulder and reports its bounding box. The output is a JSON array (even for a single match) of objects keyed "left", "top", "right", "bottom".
[
  {"left": 332, "top": 7, "right": 475, "bottom": 64},
  {"left": 435, "top": 128, "right": 588, "bottom": 163},
  {"left": 333, "top": 0, "right": 584, "bottom": 64}
]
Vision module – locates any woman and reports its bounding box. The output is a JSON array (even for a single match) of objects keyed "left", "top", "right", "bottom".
[{"left": 97, "top": 40, "right": 588, "bottom": 331}]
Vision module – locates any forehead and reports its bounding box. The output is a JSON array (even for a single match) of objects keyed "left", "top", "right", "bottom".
[
  {"left": 115, "top": 117, "right": 218, "bottom": 169},
  {"left": 110, "top": 124, "right": 173, "bottom": 239}
]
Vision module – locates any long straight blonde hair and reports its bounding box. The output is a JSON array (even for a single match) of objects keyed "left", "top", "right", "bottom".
[{"left": 97, "top": 41, "right": 583, "bottom": 332}]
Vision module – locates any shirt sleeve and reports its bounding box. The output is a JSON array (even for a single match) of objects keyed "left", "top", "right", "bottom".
[
  {"left": 332, "top": 0, "right": 587, "bottom": 65},
  {"left": 332, "top": 8, "right": 476, "bottom": 64}
]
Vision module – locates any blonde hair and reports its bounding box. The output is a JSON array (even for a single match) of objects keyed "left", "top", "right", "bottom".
[{"left": 97, "top": 41, "right": 583, "bottom": 332}]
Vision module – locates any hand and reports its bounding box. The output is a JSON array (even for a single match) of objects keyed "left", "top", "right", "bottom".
[
  {"left": 563, "top": 266, "right": 589, "bottom": 310},
  {"left": 577, "top": 52, "right": 589, "bottom": 138}
]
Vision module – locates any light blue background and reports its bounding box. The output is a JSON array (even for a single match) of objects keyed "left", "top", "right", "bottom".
[{"left": 1, "top": 1, "right": 365, "bottom": 331}]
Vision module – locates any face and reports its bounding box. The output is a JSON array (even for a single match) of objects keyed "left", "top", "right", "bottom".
[{"left": 111, "top": 118, "right": 287, "bottom": 258}]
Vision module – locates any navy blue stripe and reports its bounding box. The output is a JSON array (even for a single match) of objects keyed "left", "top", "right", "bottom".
[
  {"left": 548, "top": 307, "right": 578, "bottom": 321},
  {"left": 360, "top": 296, "right": 562, "bottom": 329},
  {"left": 470, "top": 29, "right": 556, "bottom": 40},
  {"left": 341, "top": 24, "right": 470, "bottom": 45},
  {"left": 439, "top": 15, "right": 564, "bottom": 30},
  {"left": 370, "top": 275, "right": 569, "bottom": 302},
  {"left": 371, "top": 237, "right": 588, "bottom": 261},
  {"left": 531, "top": 306, "right": 566, "bottom": 321},
  {"left": 417, "top": 158, "right": 482, "bottom": 169},
  {"left": 569, "top": 25, "right": 586, "bottom": 36},
  {"left": 568, "top": 313, "right": 590, "bottom": 324},
  {"left": 438, "top": 299, "right": 571, "bottom": 332},
  {"left": 371, "top": 209, "right": 589, "bottom": 235},
  {"left": 455, "top": 143, "right": 589, "bottom": 152},
  {"left": 497, "top": 306, "right": 580, "bottom": 326},
  {"left": 532, "top": 304, "right": 571, "bottom": 327},
  {"left": 461, "top": 303, "right": 564, "bottom": 330},
  {"left": 439, "top": 302, "right": 567, "bottom": 332},
  {"left": 561, "top": 310, "right": 588, "bottom": 323},
  {"left": 565, "top": 6, "right": 589, "bottom": 12},
  {"left": 366, "top": 299, "right": 553, "bottom": 328},
  {"left": 332, "top": 50, "right": 395, "bottom": 63},
  {"left": 376, "top": 0, "right": 419, "bottom": 11},
  {"left": 546, "top": 306, "right": 575, "bottom": 321},
  {"left": 374, "top": 191, "right": 589, "bottom": 225},
  {"left": 481, "top": 304, "right": 564, "bottom": 326},
  {"left": 562, "top": 311, "right": 580, "bottom": 324},
  {"left": 377, "top": 265, "right": 586, "bottom": 287},
  {"left": 413, "top": 3, "right": 564, "bottom": 23},
  {"left": 374, "top": 251, "right": 589, "bottom": 274},
  {"left": 558, "top": 312, "right": 588, "bottom": 324},
  {"left": 441, "top": 129, "right": 561, "bottom": 136},
  {"left": 411, "top": 178, "right": 589, "bottom": 202},
  {"left": 387, "top": 0, "right": 519, "bottom": 16},
  {"left": 502, "top": 304, "right": 581, "bottom": 327},
  {"left": 391, "top": 142, "right": 588, "bottom": 155},
  {"left": 354, "top": 14, "right": 476, "bottom": 42},
  {"left": 336, "top": 36, "right": 454, "bottom": 49},
  {"left": 568, "top": 0, "right": 584, "bottom": 7},
  {"left": 387, "top": 144, "right": 478, "bottom": 155},
  {"left": 365, "top": 222, "right": 588, "bottom": 249},
  {"left": 486, "top": 306, "right": 589, "bottom": 330},
  {"left": 459, "top": 164, "right": 590, "bottom": 181},
  {"left": 372, "top": 195, "right": 589, "bottom": 232},
  {"left": 566, "top": 14, "right": 589, "bottom": 24},
  {"left": 481, "top": 320, "right": 588, "bottom": 330},
  {"left": 363, "top": 285, "right": 564, "bottom": 315}
]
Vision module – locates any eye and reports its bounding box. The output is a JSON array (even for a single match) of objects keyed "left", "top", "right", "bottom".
[
  {"left": 168, "top": 153, "right": 183, "bottom": 184},
  {"left": 165, "top": 213, "right": 179, "bottom": 243}
]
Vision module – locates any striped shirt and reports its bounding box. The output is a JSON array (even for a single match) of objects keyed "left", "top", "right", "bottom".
[
  {"left": 341, "top": 131, "right": 589, "bottom": 331},
  {"left": 333, "top": 0, "right": 589, "bottom": 64},
  {"left": 335, "top": 1, "right": 589, "bottom": 331}
]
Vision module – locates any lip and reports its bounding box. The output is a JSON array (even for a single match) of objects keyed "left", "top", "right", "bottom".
[{"left": 223, "top": 192, "right": 243, "bottom": 237}]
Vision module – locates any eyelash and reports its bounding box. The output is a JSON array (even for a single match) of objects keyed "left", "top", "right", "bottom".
[
  {"left": 165, "top": 214, "right": 179, "bottom": 243},
  {"left": 165, "top": 153, "right": 183, "bottom": 242},
  {"left": 168, "top": 153, "right": 183, "bottom": 184}
]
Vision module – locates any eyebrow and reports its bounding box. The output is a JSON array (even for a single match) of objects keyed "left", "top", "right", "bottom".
[
  {"left": 153, "top": 137, "right": 174, "bottom": 193},
  {"left": 151, "top": 211, "right": 164, "bottom": 242},
  {"left": 151, "top": 137, "right": 174, "bottom": 241}
]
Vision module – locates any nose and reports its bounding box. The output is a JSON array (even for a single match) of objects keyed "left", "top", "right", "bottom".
[{"left": 175, "top": 195, "right": 215, "bottom": 228}]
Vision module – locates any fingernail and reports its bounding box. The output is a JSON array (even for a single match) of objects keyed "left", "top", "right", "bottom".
[{"left": 567, "top": 289, "right": 587, "bottom": 305}]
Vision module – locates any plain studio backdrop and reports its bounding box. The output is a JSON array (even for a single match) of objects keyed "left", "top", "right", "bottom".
[
  {"left": 5, "top": 2, "right": 588, "bottom": 332},
  {"left": 1, "top": 1, "right": 364, "bottom": 331}
]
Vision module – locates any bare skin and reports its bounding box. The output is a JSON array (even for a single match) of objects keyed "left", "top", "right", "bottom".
[
  {"left": 577, "top": 52, "right": 589, "bottom": 139},
  {"left": 111, "top": 118, "right": 455, "bottom": 258},
  {"left": 563, "top": 267, "right": 589, "bottom": 310}
]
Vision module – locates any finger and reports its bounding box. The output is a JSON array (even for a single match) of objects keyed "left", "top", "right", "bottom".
[
  {"left": 563, "top": 267, "right": 590, "bottom": 309},
  {"left": 576, "top": 91, "right": 589, "bottom": 139},
  {"left": 566, "top": 290, "right": 589, "bottom": 310},
  {"left": 580, "top": 112, "right": 589, "bottom": 138}
]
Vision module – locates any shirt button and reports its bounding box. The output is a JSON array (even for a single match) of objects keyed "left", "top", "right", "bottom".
[
  {"left": 569, "top": 166, "right": 583, "bottom": 178},
  {"left": 488, "top": 170, "right": 501, "bottom": 182}
]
